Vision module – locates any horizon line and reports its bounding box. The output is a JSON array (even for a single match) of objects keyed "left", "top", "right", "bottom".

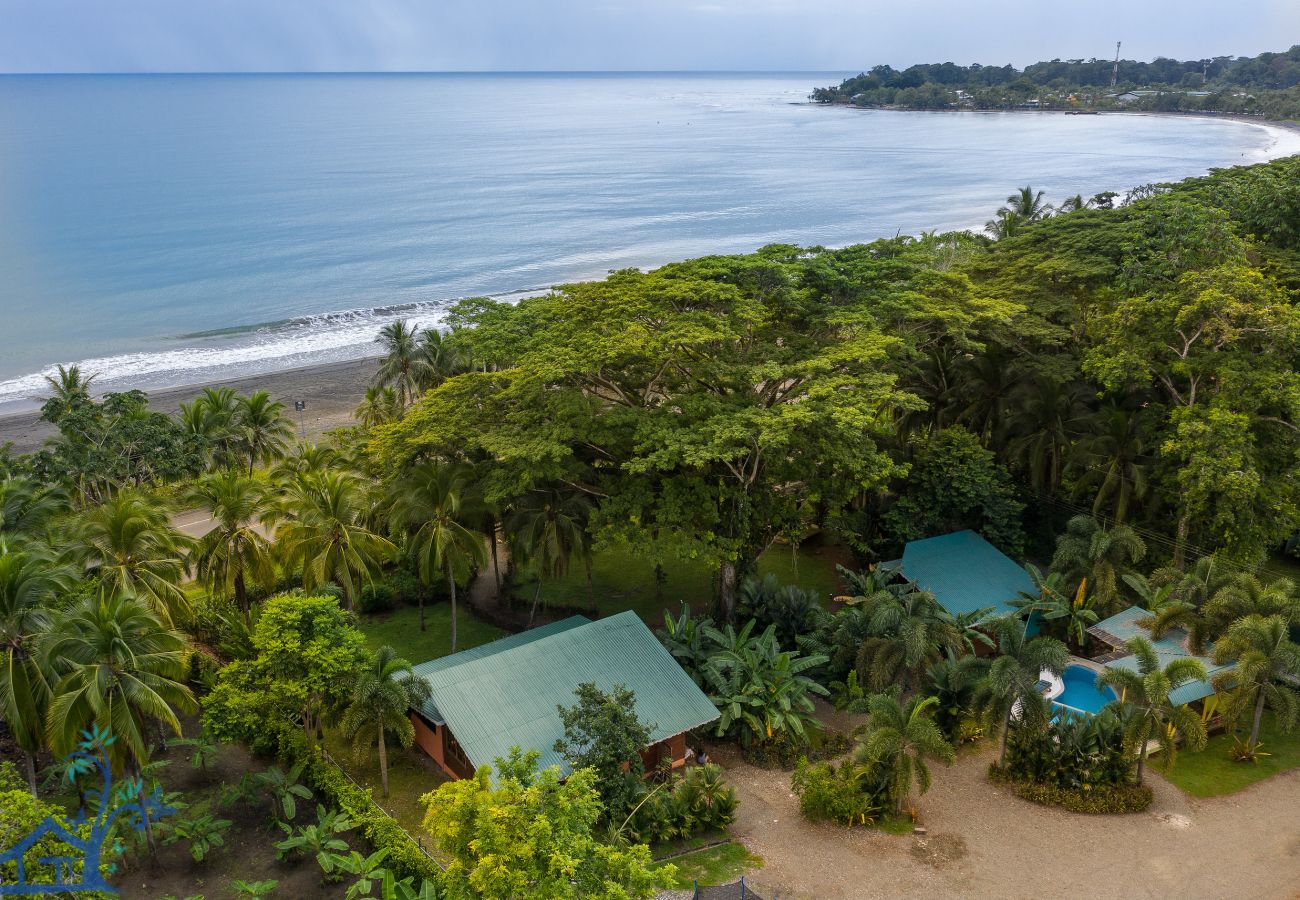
[{"left": 0, "top": 68, "right": 858, "bottom": 77}]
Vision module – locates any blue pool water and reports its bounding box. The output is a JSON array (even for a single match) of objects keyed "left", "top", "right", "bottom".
[{"left": 1052, "top": 664, "right": 1118, "bottom": 715}]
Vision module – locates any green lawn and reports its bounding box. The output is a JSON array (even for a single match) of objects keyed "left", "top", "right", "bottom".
[
  {"left": 356, "top": 603, "right": 505, "bottom": 664},
  {"left": 516, "top": 540, "right": 851, "bottom": 625},
  {"left": 1163, "top": 712, "right": 1300, "bottom": 797},
  {"left": 652, "top": 841, "right": 762, "bottom": 889},
  {"left": 321, "top": 730, "right": 449, "bottom": 844}
]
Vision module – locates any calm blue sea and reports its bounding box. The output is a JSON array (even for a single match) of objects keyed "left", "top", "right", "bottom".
[{"left": 0, "top": 72, "right": 1295, "bottom": 411}]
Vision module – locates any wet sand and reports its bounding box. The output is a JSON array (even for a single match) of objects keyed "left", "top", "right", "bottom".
[{"left": 0, "top": 356, "right": 381, "bottom": 454}]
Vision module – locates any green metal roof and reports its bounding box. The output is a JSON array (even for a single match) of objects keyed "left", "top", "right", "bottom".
[
  {"left": 899, "top": 530, "right": 1034, "bottom": 619},
  {"left": 412, "top": 611, "right": 719, "bottom": 777},
  {"left": 1091, "top": 607, "right": 1234, "bottom": 706},
  {"left": 410, "top": 616, "right": 590, "bottom": 724}
]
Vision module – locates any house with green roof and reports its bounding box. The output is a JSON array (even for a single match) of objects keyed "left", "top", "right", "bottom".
[
  {"left": 882, "top": 530, "right": 1035, "bottom": 621},
  {"left": 1088, "top": 606, "right": 1235, "bottom": 707},
  {"left": 407, "top": 610, "right": 719, "bottom": 781}
]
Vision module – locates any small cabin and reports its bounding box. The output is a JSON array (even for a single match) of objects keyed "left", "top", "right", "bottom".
[{"left": 407, "top": 611, "right": 718, "bottom": 781}]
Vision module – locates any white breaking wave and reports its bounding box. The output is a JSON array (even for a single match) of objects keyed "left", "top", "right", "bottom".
[{"left": 0, "top": 289, "right": 541, "bottom": 411}]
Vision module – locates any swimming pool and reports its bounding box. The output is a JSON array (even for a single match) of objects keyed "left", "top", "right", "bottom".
[{"left": 1051, "top": 664, "right": 1119, "bottom": 715}]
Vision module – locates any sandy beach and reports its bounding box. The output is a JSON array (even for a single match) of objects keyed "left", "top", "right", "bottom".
[{"left": 0, "top": 356, "right": 381, "bottom": 454}]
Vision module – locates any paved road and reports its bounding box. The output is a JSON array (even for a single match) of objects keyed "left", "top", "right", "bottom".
[{"left": 172, "top": 509, "right": 218, "bottom": 539}]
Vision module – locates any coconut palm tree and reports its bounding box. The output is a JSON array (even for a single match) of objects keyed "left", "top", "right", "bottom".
[
  {"left": 374, "top": 321, "right": 428, "bottom": 409},
  {"left": 187, "top": 471, "right": 277, "bottom": 620},
  {"left": 40, "top": 364, "right": 96, "bottom": 419},
  {"left": 979, "top": 615, "right": 1069, "bottom": 766},
  {"left": 953, "top": 347, "right": 1020, "bottom": 449},
  {"left": 984, "top": 187, "right": 1052, "bottom": 240},
  {"left": 339, "top": 646, "right": 432, "bottom": 797},
  {"left": 44, "top": 591, "right": 197, "bottom": 776},
  {"left": 1050, "top": 515, "right": 1146, "bottom": 614},
  {"left": 0, "top": 542, "right": 75, "bottom": 794},
  {"left": 843, "top": 584, "right": 964, "bottom": 692},
  {"left": 1016, "top": 567, "right": 1098, "bottom": 654},
  {"left": 1002, "top": 378, "right": 1093, "bottom": 494},
  {"left": 1211, "top": 614, "right": 1300, "bottom": 759},
  {"left": 1097, "top": 635, "right": 1207, "bottom": 783},
  {"left": 0, "top": 475, "right": 69, "bottom": 540},
  {"left": 507, "top": 486, "right": 593, "bottom": 623},
  {"left": 276, "top": 471, "right": 395, "bottom": 613},
  {"left": 354, "top": 386, "right": 402, "bottom": 430},
  {"left": 180, "top": 386, "right": 242, "bottom": 468},
  {"left": 1202, "top": 574, "right": 1300, "bottom": 638},
  {"left": 852, "top": 693, "right": 954, "bottom": 815},
  {"left": 234, "top": 391, "right": 294, "bottom": 476},
  {"left": 67, "top": 490, "right": 192, "bottom": 626},
  {"left": 388, "top": 463, "right": 486, "bottom": 644},
  {"left": 416, "top": 327, "right": 470, "bottom": 390},
  {"left": 1066, "top": 402, "right": 1152, "bottom": 523}
]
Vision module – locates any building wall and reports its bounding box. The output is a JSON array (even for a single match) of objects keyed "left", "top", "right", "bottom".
[{"left": 411, "top": 712, "right": 692, "bottom": 781}]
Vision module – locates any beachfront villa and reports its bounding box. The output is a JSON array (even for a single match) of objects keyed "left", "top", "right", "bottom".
[
  {"left": 406, "top": 611, "right": 719, "bottom": 781},
  {"left": 881, "top": 530, "right": 1036, "bottom": 622},
  {"left": 886, "top": 530, "right": 1232, "bottom": 722},
  {"left": 1042, "top": 606, "right": 1233, "bottom": 721}
]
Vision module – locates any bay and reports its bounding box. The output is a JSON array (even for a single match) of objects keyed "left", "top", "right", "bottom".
[{"left": 0, "top": 72, "right": 1295, "bottom": 411}]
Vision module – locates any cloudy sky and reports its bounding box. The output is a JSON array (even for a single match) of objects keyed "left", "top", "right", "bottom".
[{"left": 2, "top": 0, "right": 1295, "bottom": 73}]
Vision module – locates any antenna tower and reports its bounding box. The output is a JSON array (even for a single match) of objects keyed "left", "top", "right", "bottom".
[{"left": 1111, "top": 41, "right": 1121, "bottom": 88}]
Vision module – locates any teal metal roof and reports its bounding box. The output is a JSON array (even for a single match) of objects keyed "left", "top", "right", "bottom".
[
  {"left": 899, "top": 530, "right": 1034, "bottom": 619},
  {"left": 410, "top": 616, "right": 590, "bottom": 724},
  {"left": 1091, "top": 607, "right": 1234, "bottom": 706},
  {"left": 412, "top": 611, "right": 719, "bottom": 777}
]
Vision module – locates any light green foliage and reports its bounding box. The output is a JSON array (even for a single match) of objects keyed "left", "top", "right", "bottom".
[
  {"left": 1211, "top": 614, "right": 1300, "bottom": 757},
  {"left": 376, "top": 246, "right": 1016, "bottom": 618},
  {"left": 162, "top": 810, "right": 232, "bottom": 861},
  {"left": 421, "top": 749, "right": 666, "bottom": 900},
  {"left": 203, "top": 594, "right": 369, "bottom": 749},
  {"left": 231, "top": 880, "right": 280, "bottom": 899}
]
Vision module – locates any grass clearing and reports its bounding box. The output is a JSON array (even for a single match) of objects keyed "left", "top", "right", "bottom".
[
  {"left": 356, "top": 603, "right": 505, "bottom": 663},
  {"left": 1163, "top": 712, "right": 1300, "bottom": 797},
  {"left": 517, "top": 540, "right": 851, "bottom": 625},
  {"left": 652, "top": 841, "right": 762, "bottom": 889},
  {"left": 320, "top": 731, "right": 449, "bottom": 842}
]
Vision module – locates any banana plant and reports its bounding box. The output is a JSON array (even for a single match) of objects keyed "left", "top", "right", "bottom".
[
  {"left": 275, "top": 804, "right": 352, "bottom": 868},
  {"left": 231, "top": 879, "right": 279, "bottom": 899}
]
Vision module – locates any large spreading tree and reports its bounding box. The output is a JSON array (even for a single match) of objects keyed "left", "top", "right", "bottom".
[{"left": 375, "top": 247, "right": 1016, "bottom": 619}]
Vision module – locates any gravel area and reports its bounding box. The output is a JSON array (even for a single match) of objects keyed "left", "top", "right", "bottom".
[{"left": 711, "top": 741, "right": 1300, "bottom": 899}]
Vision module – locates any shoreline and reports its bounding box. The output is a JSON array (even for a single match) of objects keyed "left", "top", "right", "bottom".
[
  {"left": 816, "top": 102, "right": 1300, "bottom": 143},
  {"left": 0, "top": 355, "right": 381, "bottom": 454}
]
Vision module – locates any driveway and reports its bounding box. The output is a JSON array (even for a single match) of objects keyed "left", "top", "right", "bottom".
[{"left": 709, "top": 741, "right": 1300, "bottom": 899}]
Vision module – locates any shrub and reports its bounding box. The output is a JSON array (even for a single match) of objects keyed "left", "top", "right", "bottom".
[
  {"left": 742, "top": 727, "right": 850, "bottom": 769},
  {"left": 792, "top": 758, "right": 881, "bottom": 827},
  {"left": 626, "top": 764, "right": 738, "bottom": 844},
  {"left": 988, "top": 765, "right": 1153, "bottom": 813},
  {"left": 358, "top": 582, "right": 396, "bottom": 615}
]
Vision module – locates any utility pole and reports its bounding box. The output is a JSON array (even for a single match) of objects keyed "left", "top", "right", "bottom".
[
  {"left": 1111, "top": 41, "right": 1122, "bottom": 88},
  {"left": 294, "top": 400, "right": 307, "bottom": 439}
]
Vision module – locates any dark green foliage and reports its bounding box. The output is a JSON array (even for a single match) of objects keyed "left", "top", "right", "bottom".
[
  {"left": 624, "top": 763, "right": 739, "bottom": 843},
  {"left": 988, "top": 766, "right": 1154, "bottom": 814},
  {"left": 736, "top": 574, "right": 829, "bottom": 650},
  {"left": 553, "top": 682, "right": 654, "bottom": 821},
  {"left": 812, "top": 46, "right": 1300, "bottom": 121},
  {"left": 34, "top": 388, "right": 205, "bottom": 503},
  {"left": 999, "top": 711, "right": 1133, "bottom": 791},
  {"left": 358, "top": 581, "right": 397, "bottom": 614},
  {"left": 741, "top": 727, "right": 850, "bottom": 769},
  {"left": 884, "top": 427, "right": 1025, "bottom": 555}
]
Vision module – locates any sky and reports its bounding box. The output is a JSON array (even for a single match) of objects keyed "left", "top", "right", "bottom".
[{"left": 1, "top": 0, "right": 1296, "bottom": 74}]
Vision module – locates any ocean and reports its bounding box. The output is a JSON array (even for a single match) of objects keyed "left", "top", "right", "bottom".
[{"left": 1, "top": 72, "right": 1296, "bottom": 412}]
